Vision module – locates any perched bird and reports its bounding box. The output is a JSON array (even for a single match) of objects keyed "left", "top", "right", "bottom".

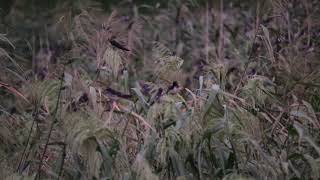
[
  {"left": 154, "top": 88, "right": 163, "bottom": 101},
  {"left": 109, "top": 39, "right": 130, "bottom": 51},
  {"left": 104, "top": 87, "right": 132, "bottom": 100},
  {"left": 166, "top": 81, "right": 179, "bottom": 94}
]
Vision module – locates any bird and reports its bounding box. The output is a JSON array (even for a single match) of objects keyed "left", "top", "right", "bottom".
[
  {"left": 109, "top": 39, "right": 130, "bottom": 51},
  {"left": 166, "top": 81, "right": 179, "bottom": 94},
  {"left": 104, "top": 87, "right": 133, "bottom": 100}
]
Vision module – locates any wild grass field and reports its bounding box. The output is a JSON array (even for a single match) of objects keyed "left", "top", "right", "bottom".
[{"left": 0, "top": 0, "right": 320, "bottom": 179}]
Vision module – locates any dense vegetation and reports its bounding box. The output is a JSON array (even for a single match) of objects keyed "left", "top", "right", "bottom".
[{"left": 1, "top": 0, "right": 320, "bottom": 179}]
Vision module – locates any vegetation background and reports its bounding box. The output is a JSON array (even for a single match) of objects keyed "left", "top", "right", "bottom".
[{"left": 0, "top": 0, "right": 320, "bottom": 179}]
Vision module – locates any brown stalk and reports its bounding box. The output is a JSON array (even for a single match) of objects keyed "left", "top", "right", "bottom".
[
  {"left": 205, "top": 1, "right": 210, "bottom": 64},
  {"left": 218, "top": 0, "right": 224, "bottom": 64},
  {"left": 233, "top": 1, "right": 261, "bottom": 95}
]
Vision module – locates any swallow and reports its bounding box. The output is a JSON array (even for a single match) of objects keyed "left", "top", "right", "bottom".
[
  {"left": 109, "top": 39, "right": 130, "bottom": 51},
  {"left": 104, "top": 87, "right": 132, "bottom": 99},
  {"left": 126, "top": 21, "right": 135, "bottom": 30},
  {"left": 155, "top": 88, "right": 163, "bottom": 99},
  {"left": 67, "top": 93, "right": 89, "bottom": 112},
  {"left": 149, "top": 88, "right": 163, "bottom": 106},
  {"left": 166, "top": 81, "right": 179, "bottom": 94}
]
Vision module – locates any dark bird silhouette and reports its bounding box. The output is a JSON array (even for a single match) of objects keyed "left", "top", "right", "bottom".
[
  {"left": 104, "top": 87, "right": 132, "bottom": 99},
  {"left": 109, "top": 39, "right": 130, "bottom": 51},
  {"left": 155, "top": 88, "right": 163, "bottom": 100},
  {"left": 68, "top": 93, "right": 89, "bottom": 112},
  {"left": 149, "top": 88, "right": 163, "bottom": 106},
  {"left": 166, "top": 81, "right": 179, "bottom": 94}
]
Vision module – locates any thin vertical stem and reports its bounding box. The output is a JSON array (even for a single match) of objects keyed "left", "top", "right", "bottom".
[
  {"left": 218, "top": 0, "right": 224, "bottom": 63},
  {"left": 205, "top": 1, "right": 209, "bottom": 64},
  {"left": 36, "top": 66, "right": 65, "bottom": 179}
]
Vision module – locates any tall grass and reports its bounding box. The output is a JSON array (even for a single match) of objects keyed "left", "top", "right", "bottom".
[{"left": 0, "top": 0, "right": 320, "bottom": 179}]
